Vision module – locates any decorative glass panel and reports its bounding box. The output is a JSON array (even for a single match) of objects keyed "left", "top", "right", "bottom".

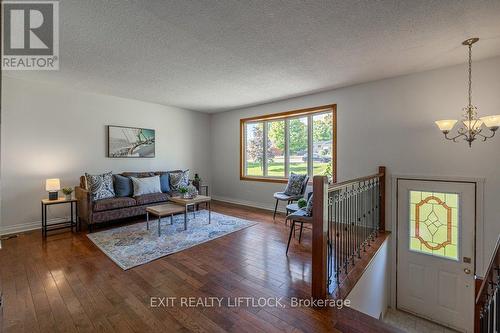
[{"left": 409, "top": 191, "right": 459, "bottom": 261}]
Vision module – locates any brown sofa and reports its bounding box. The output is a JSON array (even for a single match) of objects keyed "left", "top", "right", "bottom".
[{"left": 76, "top": 171, "right": 179, "bottom": 232}]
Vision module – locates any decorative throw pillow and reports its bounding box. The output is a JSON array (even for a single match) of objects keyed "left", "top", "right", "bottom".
[
  {"left": 85, "top": 172, "right": 115, "bottom": 201},
  {"left": 130, "top": 176, "right": 162, "bottom": 196},
  {"left": 113, "top": 174, "right": 133, "bottom": 197},
  {"left": 169, "top": 169, "right": 189, "bottom": 190},
  {"left": 159, "top": 173, "right": 170, "bottom": 193},
  {"left": 284, "top": 173, "right": 307, "bottom": 196},
  {"left": 305, "top": 194, "right": 314, "bottom": 216}
]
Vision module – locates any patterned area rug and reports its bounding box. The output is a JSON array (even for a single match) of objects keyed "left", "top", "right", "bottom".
[{"left": 87, "top": 210, "right": 257, "bottom": 270}]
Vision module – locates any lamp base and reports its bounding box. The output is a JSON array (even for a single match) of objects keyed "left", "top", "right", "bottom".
[{"left": 48, "top": 191, "right": 59, "bottom": 200}]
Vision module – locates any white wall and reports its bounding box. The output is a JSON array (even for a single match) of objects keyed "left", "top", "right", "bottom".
[
  {"left": 347, "top": 236, "right": 390, "bottom": 319},
  {"left": 210, "top": 56, "right": 500, "bottom": 275},
  {"left": 0, "top": 76, "right": 211, "bottom": 235}
]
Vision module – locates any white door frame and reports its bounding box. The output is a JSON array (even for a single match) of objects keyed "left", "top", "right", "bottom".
[{"left": 389, "top": 174, "right": 485, "bottom": 309}]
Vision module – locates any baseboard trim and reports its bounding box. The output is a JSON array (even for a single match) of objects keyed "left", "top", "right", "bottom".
[
  {"left": 0, "top": 216, "right": 70, "bottom": 236},
  {"left": 211, "top": 195, "right": 288, "bottom": 213},
  {"left": 0, "top": 197, "right": 283, "bottom": 236}
]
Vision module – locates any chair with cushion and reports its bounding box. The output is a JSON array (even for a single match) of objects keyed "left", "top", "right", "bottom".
[
  {"left": 285, "top": 193, "right": 313, "bottom": 255},
  {"left": 273, "top": 173, "right": 309, "bottom": 220}
]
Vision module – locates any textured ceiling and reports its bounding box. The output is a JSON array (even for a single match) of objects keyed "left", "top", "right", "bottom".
[{"left": 5, "top": 0, "right": 500, "bottom": 112}]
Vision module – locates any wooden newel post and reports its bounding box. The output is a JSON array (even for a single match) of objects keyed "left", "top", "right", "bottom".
[
  {"left": 311, "top": 175, "right": 328, "bottom": 299},
  {"left": 378, "top": 166, "right": 386, "bottom": 231}
]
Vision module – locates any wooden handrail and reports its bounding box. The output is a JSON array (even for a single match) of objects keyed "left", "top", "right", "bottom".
[
  {"left": 328, "top": 172, "right": 384, "bottom": 192},
  {"left": 311, "top": 166, "right": 386, "bottom": 299},
  {"left": 474, "top": 235, "right": 500, "bottom": 332}
]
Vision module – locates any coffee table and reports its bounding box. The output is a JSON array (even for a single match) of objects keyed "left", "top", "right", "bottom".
[
  {"left": 169, "top": 195, "right": 212, "bottom": 230},
  {"left": 146, "top": 203, "right": 186, "bottom": 236}
]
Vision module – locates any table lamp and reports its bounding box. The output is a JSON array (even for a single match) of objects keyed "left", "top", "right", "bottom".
[{"left": 46, "top": 178, "right": 61, "bottom": 200}]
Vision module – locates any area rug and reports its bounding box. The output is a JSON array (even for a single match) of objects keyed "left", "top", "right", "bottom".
[{"left": 87, "top": 210, "right": 257, "bottom": 270}]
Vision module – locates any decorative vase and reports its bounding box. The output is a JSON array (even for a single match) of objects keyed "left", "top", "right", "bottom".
[
  {"left": 65, "top": 194, "right": 72, "bottom": 200},
  {"left": 187, "top": 184, "right": 198, "bottom": 198}
]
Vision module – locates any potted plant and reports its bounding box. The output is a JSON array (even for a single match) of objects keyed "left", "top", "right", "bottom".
[
  {"left": 62, "top": 187, "right": 74, "bottom": 200},
  {"left": 179, "top": 186, "right": 190, "bottom": 199},
  {"left": 297, "top": 198, "right": 307, "bottom": 209}
]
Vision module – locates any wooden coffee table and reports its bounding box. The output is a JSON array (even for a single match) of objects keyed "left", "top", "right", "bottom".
[
  {"left": 169, "top": 195, "right": 212, "bottom": 230},
  {"left": 146, "top": 203, "right": 186, "bottom": 236}
]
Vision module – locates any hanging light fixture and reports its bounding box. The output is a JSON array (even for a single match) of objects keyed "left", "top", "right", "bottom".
[{"left": 435, "top": 38, "right": 500, "bottom": 147}]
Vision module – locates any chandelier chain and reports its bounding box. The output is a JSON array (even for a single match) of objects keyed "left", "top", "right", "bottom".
[{"left": 468, "top": 44, "right": 472, "bottom": 107}]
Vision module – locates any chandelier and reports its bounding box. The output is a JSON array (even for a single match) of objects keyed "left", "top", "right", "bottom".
[{"left": 435, "top": 38, "right": 500, "bottom": 147}]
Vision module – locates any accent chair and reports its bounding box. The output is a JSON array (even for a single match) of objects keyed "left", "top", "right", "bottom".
[{"left": 272, "top": 175, "right": 309, "bottom": 220}]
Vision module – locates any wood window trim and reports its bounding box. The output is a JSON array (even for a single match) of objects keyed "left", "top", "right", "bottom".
[{"left": 240, "top": 104, "right": 337, "bottom": 183}]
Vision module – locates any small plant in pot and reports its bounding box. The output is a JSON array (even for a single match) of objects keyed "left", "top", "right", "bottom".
[
  {"left": 179, "top": 186, "right": 190, "bottom": 199},
  {"left": 62, "top": 187, "right": 74, "bottom": 200},
  {"left": 297, "top": 198, "right": 307, "bottom": 209}
]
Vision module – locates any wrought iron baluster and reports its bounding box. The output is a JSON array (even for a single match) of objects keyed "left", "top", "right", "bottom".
[
  {"left": 350, "top": 185, "right": 354, "bottom": 265},
  {"left": 361, "top": 181, "right": 366, "bottom": 252},
  {"left": 351, "top": 186, "right": 356, "bottom": 265},
  {"left": 323, "top": 173, "right": 383, "bottom": 296},
  {"left": 375, "top": 178, "right": 380, "bottom": 233},
  {"left": 335, "top": 191, "right": 340, "bottom": 283},
  {"left": 343, "top": 189, "right": 346, "bottom": 273},
  {"left": 327, "top": 194, "right": 332, "bottom": 288},
  {"left": 370, "top": 179, "right": 375, "bottom": 242},
  {"left": 354, "top": 184, "right": 361, "bottom": 259}
]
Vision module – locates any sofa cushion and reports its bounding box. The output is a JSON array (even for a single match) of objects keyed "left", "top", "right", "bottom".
[
  {"left": 159, "top": 173, "right": 170, "bottom": 193},
  {"left": 85, "top": 172, "right": 115, "bottom": 201},
  {"left": 93, "top": 197, "right": 137, "bottom": 212},
  {"left": 130, "top": 176, "right": 162, "bottom": 196},
  {"left": 135, "top": 192, "right": 170, "bottom": 206},
  {"left": 113, "top": 174, "right": 133, "bottom": 197},
  {"left": 169, "top": 169, "right": 189, "bottom": 191}
]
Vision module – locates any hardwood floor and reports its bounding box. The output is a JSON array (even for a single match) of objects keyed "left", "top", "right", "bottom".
[{"left": 0, "top": 201, "right": 399, "bottom": 333}]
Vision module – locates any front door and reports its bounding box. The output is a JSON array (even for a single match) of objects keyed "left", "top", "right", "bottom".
[{"left": 397, "top": 179, "right": 475, "bottom": 332}]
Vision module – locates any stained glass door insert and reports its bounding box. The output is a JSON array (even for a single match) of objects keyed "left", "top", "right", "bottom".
[
  {"left": 398, "top": 180, "right": 474, "bottom": 331},
  {"left": 409, "top": 191, "right": 459, "bottom": 260}
]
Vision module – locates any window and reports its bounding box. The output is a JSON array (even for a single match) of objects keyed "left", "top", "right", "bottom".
[
  {"left": 240, "top": 105, "right": 336, "bottom": 183},
  {"left": 409, "top": 190, "right": 459, "bottom": 261}
]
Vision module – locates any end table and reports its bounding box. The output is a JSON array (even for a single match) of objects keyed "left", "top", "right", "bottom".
[{"left": 41, "top": 198, "right": 79, "bottom": 238}]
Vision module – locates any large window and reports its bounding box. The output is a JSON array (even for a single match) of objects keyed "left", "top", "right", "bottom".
[{"left": 240, "top": 105, "right": 336, "bottom": 183}]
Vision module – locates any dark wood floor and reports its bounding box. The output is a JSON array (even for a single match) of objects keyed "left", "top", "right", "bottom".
[{"left": 0, "top": 201, "right": 399, "bottom": 333}]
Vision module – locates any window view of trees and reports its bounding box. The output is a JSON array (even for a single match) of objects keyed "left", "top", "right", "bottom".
[
  {"left": 244, "top": 109, "right": 334, "bottom": 179},
  {"left": 245, "top": 122, "right": 264, "bottom": 176},
  {"left": 267, "top": 121, "right": 285, "bottom": 177},
  {"left": 289, "top": 117, "right": 308, "bottom": 174},
  {"left": 313, "top": 112, "right": 333, "bottom": 176}
]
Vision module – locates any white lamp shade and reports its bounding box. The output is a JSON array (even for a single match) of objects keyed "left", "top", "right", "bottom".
[
  {"left": 45, "top": 178, "right": 61, "bottom": 191},
  {"left": 462, "top": 119, "right": 483, "bottom": 131},
  {"left": 435, "top": 120, "right": 457, "bottom": 132},
  {"left": 480, "top": 115, "right": 500, "bottom": 128}
]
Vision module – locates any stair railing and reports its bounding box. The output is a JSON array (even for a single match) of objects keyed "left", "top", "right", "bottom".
[
  {"left": 475, "top": 235, "right": 500, "bottom": 333},
  {"left": 311, "top": 166, "right": 386, "bottom": 299}
]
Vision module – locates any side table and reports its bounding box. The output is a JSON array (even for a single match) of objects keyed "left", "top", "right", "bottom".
[
  {"left": 169, "top": 195, "right": 212, "bottom": 230},
  {"left": 41, "top": 198, "right": 79, "bottom": 238}
]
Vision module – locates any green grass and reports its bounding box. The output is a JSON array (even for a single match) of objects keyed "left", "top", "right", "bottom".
[{"left": 246, "top": 162, "right": 329, "bottom": 177}]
